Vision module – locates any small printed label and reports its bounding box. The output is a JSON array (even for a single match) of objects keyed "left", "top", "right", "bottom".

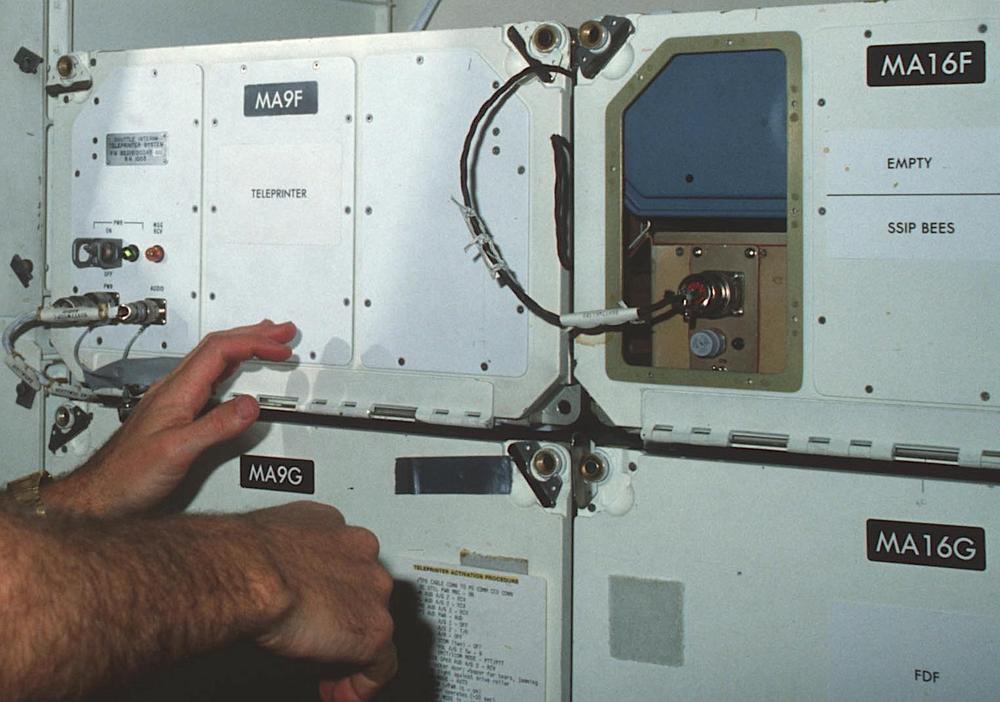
[
  {"left": 106, "top": 132, "right": 168, "bottom": 166},
  {"left": 243, "top": 81, "right": 318, "bottom": 117},
  {"left": 867, "top": 519, "right": 985, "bottom": 571},
  {"left": 867, "top": 42, "right": 986, "bottom": 87},
  {"left": 821, "top": 128, "right": 1000, "bottom": 262},
  {"left": 240, "top": 454, "right": 315, "bottom": 494}
]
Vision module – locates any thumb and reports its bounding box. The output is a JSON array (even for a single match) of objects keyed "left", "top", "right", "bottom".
[
  {"left": 175, "top": 394, "right": 260, "bottom": 461},
  {"left": 318, "top": 643, "right": 398, "bottom": 702}
]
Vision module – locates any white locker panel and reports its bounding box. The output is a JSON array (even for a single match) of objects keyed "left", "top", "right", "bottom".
[
  {"left": 572, "top": 0, "right": 1000, "bottom": 467},
  {"left": 574, "top": 452, "right": 1000, "bottom": 701},
  {"left": 45, "top": 25, "right": 572, "bottom": 427},
  {"left": 44, "top": 416, "right": 573, "bottom": 701}
]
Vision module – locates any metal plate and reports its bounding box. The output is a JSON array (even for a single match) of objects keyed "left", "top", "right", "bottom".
[
  {"left": 356, "top": 49, "right": 531, "bottom": 377},
  {"left": 68, "top": 64, "right": 203, "bottom": 355},
  {"left": 573, "top": 450, "right": 1000, "bottom": 701},
  {"left": 203, "top": 57, "right": 356, "bottom": 366}
]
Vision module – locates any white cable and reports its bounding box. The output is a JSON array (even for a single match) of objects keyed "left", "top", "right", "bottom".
[
  {"left": 560, "top": 307, "right": 640, "bottom": 330},
  {"left": 73, "top": 326, "right": 96, "bottom": 373},
  {"left": 122, "top": 324, "right": 148, "bottom": 360},
  {"left": 626, "top": 220, "right": 653, "bottom": 256},
  {"left": 408, "top": 0, "right": 442, "bottom": 31},
  {"left": 2, "top": 312, "right": 36, "bottom": 355},
  {"left": 38, "top": 306, "right": 107, "bottom": 324}
]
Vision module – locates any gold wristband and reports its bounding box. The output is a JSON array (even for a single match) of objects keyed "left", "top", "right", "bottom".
[{"left": 4, "top": 470, "right": 51, "bottom": 516}]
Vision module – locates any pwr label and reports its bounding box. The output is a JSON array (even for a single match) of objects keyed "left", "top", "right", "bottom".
[
  {"left": 867, "top": 519, "right": 985, "bottom": 571},
  {"left": 867, "top": 41, "right": 986, "bottom": 87},
  {"left": 240, "top": 454, "right": 315, "bottom": 494}
]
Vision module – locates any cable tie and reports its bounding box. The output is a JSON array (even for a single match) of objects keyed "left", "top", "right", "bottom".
[{"left": 452, "top": 197, "right": 511, "bottom": 276}]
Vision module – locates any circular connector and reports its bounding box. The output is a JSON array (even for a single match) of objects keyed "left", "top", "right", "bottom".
[
  {"left": 56, "top": 54, "right": 76, "bottom": 78},
  {"left": 690, "top": 328, "right": 727, "bottom": 359},
  {"left": 579, "top": 453, "right": 608, "bottom": 483},
  {"left": 578, "top": 21, "right": 609, "bottom": 52},
  {"left": 145, "top": 245, "right": 165, "bottom": 263},
  {"left": 532, "top": 24, "right": 562, "bottom": 53},
  {"left": 531, "top": 448, "right": 562, "bottom": 479},
  {"left": 679, "top": 271, "right": 744, "bottom": 319}
]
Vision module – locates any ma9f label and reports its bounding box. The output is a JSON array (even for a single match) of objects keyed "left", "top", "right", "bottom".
[
  {"left": 867, "top": 42, "right": 986, "bottom": 87},
  {"left": 867, "top": 519, "right": 985, "bottom": 571},
  {"left": 243, "top": 81, "right": 318, "bottom": 116},
  {"left": 240, "top": 454, "right": 315, "bottom": 494}
]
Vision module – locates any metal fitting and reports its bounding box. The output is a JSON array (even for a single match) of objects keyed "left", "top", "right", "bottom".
[
  {"left": 578, "top": 20, "right": 609, "bottom": 52},
  {"left": 532, "top": 24, "right": 562, "bottom": 53},
  {"left": 56, "top": 54, "right": 76, "bottom": 78},
  {"left": 531, "top": 448, "right": 562, "bottom": 479},
  {"left": 579, "top": 453, "right": 608, "bottom": 483},
  {"left": 54, "top": 405, "right": 75, "bottom": 429}
]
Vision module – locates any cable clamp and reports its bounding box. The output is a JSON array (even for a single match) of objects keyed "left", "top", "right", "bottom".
[{"left": 452, "top": 197, "right": 511, "bottom": 277}]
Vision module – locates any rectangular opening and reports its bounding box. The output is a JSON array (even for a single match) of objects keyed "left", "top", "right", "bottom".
[{"left": 605, "top": 33, "right": 803, "bottom": 392}]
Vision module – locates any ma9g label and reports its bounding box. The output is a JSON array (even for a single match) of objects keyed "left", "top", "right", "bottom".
[
  {"left": 240, "top": 454, "right": 315, "bottom": 494},
  {"left": 867, "top": 519, "right": 985, "bottom": 571},
  {"left": 867, "top": 41, "right": 986, "bottom": 87}
]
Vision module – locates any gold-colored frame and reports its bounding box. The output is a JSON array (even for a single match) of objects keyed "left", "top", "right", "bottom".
[{"left": 604, "top": 31, "right": 804, "bottom": 392}]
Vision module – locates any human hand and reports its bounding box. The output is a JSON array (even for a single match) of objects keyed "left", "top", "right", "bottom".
[
  {"left": 43, "top": 320, "right": 297, "bottom": 518},
  {"left": 251, "top": 502, "right": 397, "bottom": 701}
]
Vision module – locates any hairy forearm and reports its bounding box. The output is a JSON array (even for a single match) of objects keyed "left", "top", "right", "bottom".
[{"left": 0, "top": 509, "right": 290, "bottom": 701}]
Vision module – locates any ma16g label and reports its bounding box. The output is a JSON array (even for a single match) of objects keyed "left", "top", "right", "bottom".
[
  {"left": 240, "top": 454, "right": 315, "bottom": 494},
  {"left": 867, "top": 519, "right": 985, "bottom": 571},
  {"left": 867, "top": 41, "right": 986, "bottom": 87}
]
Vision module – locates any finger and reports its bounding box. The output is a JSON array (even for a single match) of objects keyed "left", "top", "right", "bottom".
[
  {"left": 342, "top": 642, "right": 398, "bottom": 701},
  {"left": 167, "top": 320, "right": 297, "bottom": 380},
  {"left": 165, "top": 394, "right": 260, "bottom": 463},
  {"left": 157, "top": 328, "right": 296, "bottom": 406}
]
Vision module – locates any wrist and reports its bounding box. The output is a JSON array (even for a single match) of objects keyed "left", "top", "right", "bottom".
[
  {"left": 226, "top": 514, "right": 295, "bottom": 634},
  {"left": 39, "top": 468, "right": 115, "bottom": 519},
  {"left": 3, "top": 470, "right": 51, "bottom": 516}
]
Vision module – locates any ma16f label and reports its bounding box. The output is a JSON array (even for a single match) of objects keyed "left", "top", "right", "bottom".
[
  {"left": 867, "top": 519, "right": 985, "bottom": 571},
  {"left": 243, "top": 81, "right": 318, "bottom": 117},
  {"left": 867, "top": 41, "right": 986, "bottom": 87},
  {"left": 240, "top": 455, "right": 315, "bottom": 494}
]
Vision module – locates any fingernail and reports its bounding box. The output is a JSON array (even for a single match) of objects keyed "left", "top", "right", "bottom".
[{"left": 235, "top": 394, "right": 258, "bottom": 420}]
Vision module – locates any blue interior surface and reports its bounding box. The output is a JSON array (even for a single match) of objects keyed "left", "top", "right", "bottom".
[{"left": 623, "top": 49, "right": 787, "bottom": 220}]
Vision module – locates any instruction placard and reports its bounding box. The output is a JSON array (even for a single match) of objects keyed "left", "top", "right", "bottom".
[{"left": 396, "top": 558, "right": 546, "bottom": 702}]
